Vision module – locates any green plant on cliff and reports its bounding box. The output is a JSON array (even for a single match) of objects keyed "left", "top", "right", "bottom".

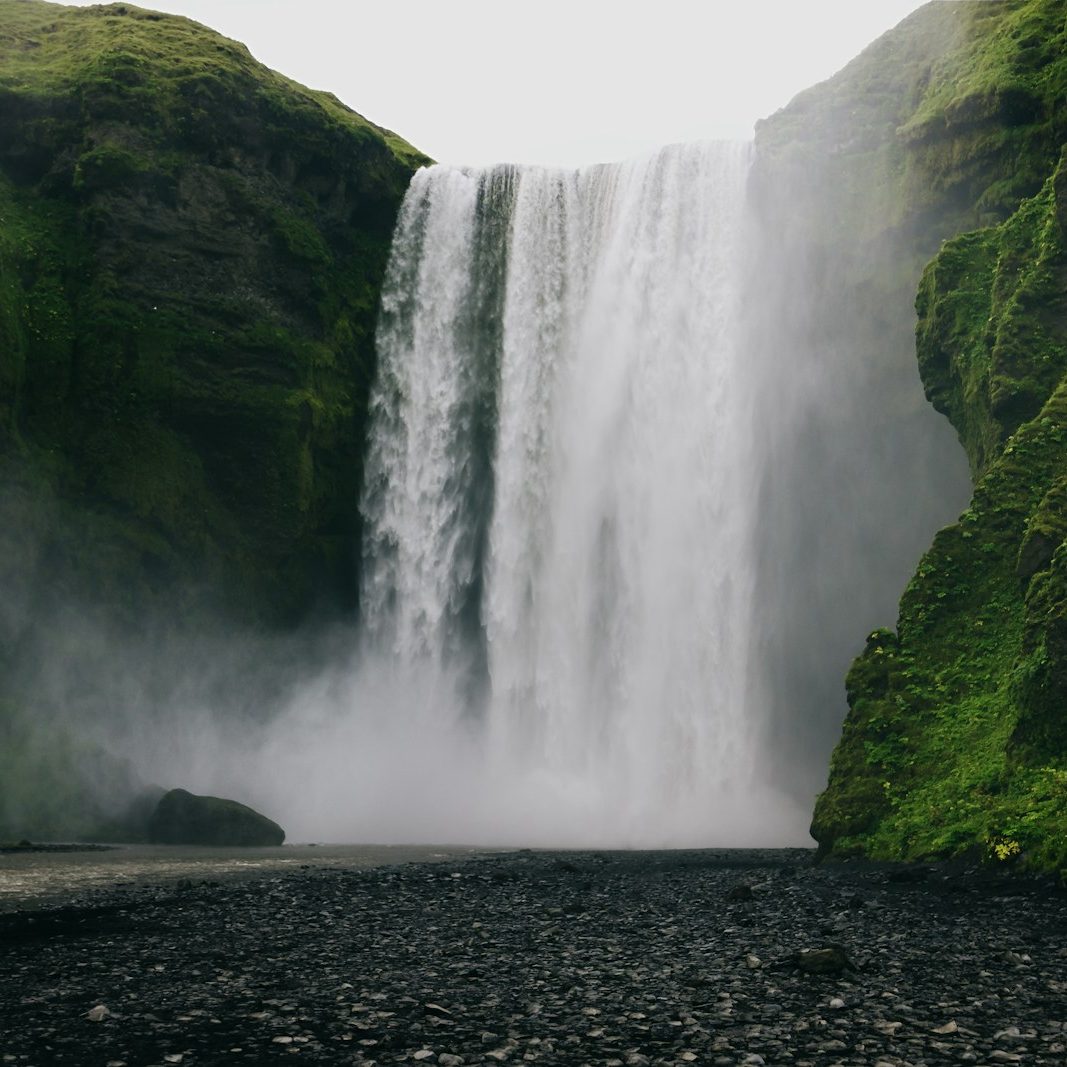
[
  {"left": 813, "top": 156, "right": 1067, "bottom": 873},
  {"left": 751, "top": 0, "right": 1067, "bottom": 850},
  {"left": 805, "top": 0, "right": 1067, "bottom": 874},
  {"left": 0, "top": 0, "right": 428, "bottom": 629},
  {"left": 0, "top": 0, "right": 433, "bottom": 839}
]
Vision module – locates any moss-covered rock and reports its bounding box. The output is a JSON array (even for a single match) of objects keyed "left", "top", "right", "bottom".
[
  {"left": 755, "top": 0, "right": 1067, "bottom": 872},
  {"left": 0, "top": 0, "right": 429, "bottom": 841},
  {"left": 814, "top": 154, "right": 1067, "bottom": 873},
  {"left": 747, "top": 0, "right": 1058, "bottom": 805},
  {"left": 147, "top": 787, "right": 284, "bottom": 846},
  {"left": 0, "top": 0, "right": 428, "bottom": 630}
]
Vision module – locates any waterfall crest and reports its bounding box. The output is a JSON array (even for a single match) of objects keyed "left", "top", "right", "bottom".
[{"left": 358, "top": 142, "right": 804, "bottom": 845}]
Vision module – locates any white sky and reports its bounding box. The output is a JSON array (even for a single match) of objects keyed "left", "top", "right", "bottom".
[{"left": 61, "top": 0, "right": 931, "bottom": 166}]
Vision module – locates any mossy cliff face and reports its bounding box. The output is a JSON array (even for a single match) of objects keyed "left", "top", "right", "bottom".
[
  {"left": 807, "top": 0, "right": 1067, "bottom": 871},
  {"left": 0, "top": 0, "right": 427, "bottom": 630}
]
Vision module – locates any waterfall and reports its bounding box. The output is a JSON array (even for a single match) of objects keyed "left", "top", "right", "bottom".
[{"left": 358, "top": 141, "right": 804, "bottom": 845}]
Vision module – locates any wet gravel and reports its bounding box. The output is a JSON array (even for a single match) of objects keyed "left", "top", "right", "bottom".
[{"left": 1, "top": 848, "right": 1065, "bottom": 1066}]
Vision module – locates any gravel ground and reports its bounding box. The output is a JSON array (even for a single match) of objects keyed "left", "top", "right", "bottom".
[{"left": 1, "top": 848, "right": 1065, "bottom": 1066}]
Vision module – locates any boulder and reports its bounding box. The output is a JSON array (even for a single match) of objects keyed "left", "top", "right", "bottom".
[
  {"left": 147, "top": 788, "right": 284, "bottom": 847},
  {"left": 794, "top": 946, "right": 855, "bottom": 976}
]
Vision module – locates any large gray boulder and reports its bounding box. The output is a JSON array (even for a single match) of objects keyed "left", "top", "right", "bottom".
[{"left": 147, "top": 788, "right": 285, "bottom": 846}]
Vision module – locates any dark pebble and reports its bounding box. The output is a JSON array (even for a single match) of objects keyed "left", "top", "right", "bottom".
[{"left": 2, "top": 847, "right": 1066, "bottom": 1065}]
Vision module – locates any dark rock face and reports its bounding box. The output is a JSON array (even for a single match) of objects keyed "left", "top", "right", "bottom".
[
  {"left": 798, "top": 0, "right": 1067, "bottom": 870},
  {"left": 0, "top": 2, "right": 427, "bottom": 840},
  {"left": 147, "top": 788, "right": 284, "bottom": 846},
  {"left": 0, "top": 1, "right": 428, "bottom": 629}
]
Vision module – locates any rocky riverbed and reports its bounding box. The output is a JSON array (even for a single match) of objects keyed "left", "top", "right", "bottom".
[{"left": 1, "top": 848, "right": 1065, "bottom": 1066}]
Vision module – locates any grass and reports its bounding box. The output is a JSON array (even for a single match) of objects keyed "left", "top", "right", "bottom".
[{"left": 0, "top": 1, "right": 424, "bottom": 168}]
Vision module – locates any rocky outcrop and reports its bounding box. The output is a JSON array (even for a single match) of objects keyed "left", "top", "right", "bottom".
[
  {"left": 0, "top": 0, "right": 427, "bottom": 842},
  {"left": 798, "top": 0, "right": 1067, "bottom": 872},
  {"left": 0, "top": 0, "right": 428, "bottom": 631},
  {"left": 147, "top": 788, "right": 284, "bottom": 846},
  {"left": 747, "top": 0, "right": 981, "bottom": 811},
  {"left": 815, "top": 153, "right": 1067, "bottom": 872}
]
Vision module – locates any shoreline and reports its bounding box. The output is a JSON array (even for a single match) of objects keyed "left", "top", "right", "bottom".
[
  {"left": 4, "top": 840, "right": 1061, "bottom": 916},
  {"left": 0, "top": 842, "right": 503, "bottom": 913}
]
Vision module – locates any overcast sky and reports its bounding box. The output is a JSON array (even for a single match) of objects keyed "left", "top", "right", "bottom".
[{"left": 62, "top": 0, "right": 932, "bottom": 166}]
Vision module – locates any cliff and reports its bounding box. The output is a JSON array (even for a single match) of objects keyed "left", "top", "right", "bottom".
[
  {"left": 791, "top": 0, "right": 1067, "bottom": 873},
  {"left": 0, "top": 0, "right": 428, "bottom": 839},
  {"left": 5, "top": 0, "right": 1066, "bottom": 861},
  {"left": 0, "top": 0, "right": 427, "bottom": 635}
]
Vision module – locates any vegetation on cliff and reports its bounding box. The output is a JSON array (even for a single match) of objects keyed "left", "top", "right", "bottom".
[
  {"left": 815, "top": 158, "right": 1067, "bottom": 874},
  {"left": 0, "top": 0, "right": 427, "bottom": 630},
  {"left": 4, "top": 0, "right": 1064, "bottom": 862},
  {"left": 0, "top": 0, "right": 428, "bottom": 838},
  {"left": 810, "top": 0, "right": 1067, "bottom": 874}
]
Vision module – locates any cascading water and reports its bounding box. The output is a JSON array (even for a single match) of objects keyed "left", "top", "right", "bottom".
[
  {"left": 122, "top": 133, "right": 967, "bottom": 846},
  {"left": 358, "top": 141, "right": 805, "bottom": 845}
]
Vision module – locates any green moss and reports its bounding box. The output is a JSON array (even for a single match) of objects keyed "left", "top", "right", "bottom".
[
  {"left": 917, "top": 174, "right": 1067, "bottom": 480},
  {"left": 752, "top": 0, "right": 1067, "bottom": 845},
  {"left": 797, "top": 0, "right": 1067, "bottom": 872},
  {"left": 0, "top": 0, "right": 430, "bottom": 626},
  {"left": 758, "top": 0, "right": 1067, "bottom": 269},
  {"left": 271, "top": 206, "right": 332, "bottom": 265},
  {"left": 0, "top": 697, "right": 149, "bottom": 841},
  {"left": 815, "top": 155, "right": 1067, "bottom": 872},
  {"left": 73, "top": 143, "right": 150, "bottom": 189},
  {"left": 0, "top": 2, "right": 423, "bottom": 164},
  {"left": 898, "top": 1, "right": 1066, "bottom": 142}
]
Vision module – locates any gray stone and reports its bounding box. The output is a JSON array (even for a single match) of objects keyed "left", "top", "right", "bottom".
[
  {"left": 795, "top": 946, "right": 854, "bottom": 976},
  {"left": 147, "top": 788, "right": 285, "bottom": 846}
]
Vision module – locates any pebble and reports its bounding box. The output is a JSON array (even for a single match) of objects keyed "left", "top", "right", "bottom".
[
  {"left": 796, "top": 945, "right": 853, "bottom": 975},
  {"left": 1, "top": 848, "right": 1064, "bottom": 1065}
]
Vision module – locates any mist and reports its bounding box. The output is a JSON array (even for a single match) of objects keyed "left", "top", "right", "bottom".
[
  {"left": 2, "top": 576, "right": 802, "bottom": 847},
  {"left": 1, "top": 5, "right": 978, "bottom": 849},
  {"left": 4, "top": 140, "right": 968, "bottom": 849}
]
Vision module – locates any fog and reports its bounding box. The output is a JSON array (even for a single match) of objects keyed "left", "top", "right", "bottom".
[{"left": 4, "top": 133, "right": 970, "bottom": 847}]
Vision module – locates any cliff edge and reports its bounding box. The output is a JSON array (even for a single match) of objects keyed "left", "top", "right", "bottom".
[
  {"left": 800, "top": 0, "right": 1067, "bottom": 873},
  {"left": 0, "top": 0, "right": 428, "bottom": 631}
]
